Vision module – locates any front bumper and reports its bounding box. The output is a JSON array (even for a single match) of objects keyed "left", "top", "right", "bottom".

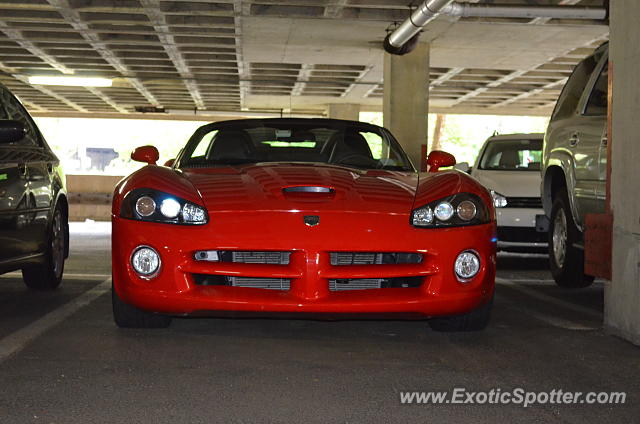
[
  {"left": 496, "top": 208, "right": 547, "bottom": 252},
  {"left": 112, "top": 213, "right": 496, "bottom": 318}
]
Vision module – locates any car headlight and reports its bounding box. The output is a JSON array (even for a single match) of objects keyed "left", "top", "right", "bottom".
[
  {"left": 411, "top": 193, "right": 490, "bottom": 228},
  {"left": 490, "top": 191, "right": 507, "bottom": 208},
  {"left": 121, "top": 188, "right": 208, "bottom": 225}
]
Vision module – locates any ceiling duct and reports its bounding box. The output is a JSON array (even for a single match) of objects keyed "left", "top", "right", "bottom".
[{"left": 384, "top": 1, "right": 608, "bottom": 55}]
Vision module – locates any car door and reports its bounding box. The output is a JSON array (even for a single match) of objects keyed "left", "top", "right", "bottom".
[
  {"left": 575, "top": 53, "right": 608, "bottom": 215},
  {"left": 0, "top": 88, "right": 53, "bottom": 258}
]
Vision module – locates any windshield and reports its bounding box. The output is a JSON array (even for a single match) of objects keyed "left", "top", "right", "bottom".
[
  {"left": 178, "top": 119, "right": 414, "bottom": 171},
  {"left": 479, "top": 138, "right": 542, "bottom": 171}
]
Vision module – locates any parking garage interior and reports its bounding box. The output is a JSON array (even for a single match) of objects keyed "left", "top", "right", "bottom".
[{"left": 1, "top": 0, "right": 640, "bottom": 422}]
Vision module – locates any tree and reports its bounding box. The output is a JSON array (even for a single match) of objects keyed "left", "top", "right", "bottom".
[{"left": 431, "top": 114, "right": 446, "bottom": 152}]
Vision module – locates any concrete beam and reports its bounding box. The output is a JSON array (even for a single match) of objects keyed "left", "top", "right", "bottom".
[
  {"left": 324, "top": 0, "right": 349, "bottom": 18},
  {"left": 0, "top": 20, "right": 74, "bottom": 74},
  {"left": 45, "top": 0, "right": 160, "bottom": 108},
  {"left": 139, "top": 0, "right": 205, "bottom": 109},
  {"left": 85, "top": 87, "right": 129, "bottom": 113},
  {"left": 233, "top": 0, "right": 250, "bottom": 109}
]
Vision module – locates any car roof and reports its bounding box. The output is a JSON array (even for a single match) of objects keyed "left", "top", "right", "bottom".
[
  {"left": 485, "top": 133, "right": 544, "bottom": 142},
  {"left": 198, "top": 117, "right": 384, "bottom": 131}
]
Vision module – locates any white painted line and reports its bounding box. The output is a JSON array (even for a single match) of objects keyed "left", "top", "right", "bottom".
[
  {"left": 1, "top": 272, "right": 110, "bottom": 280},
  {"left": 0, "top": 277, "right": 111, "bottom": 364},
  {"left": 497, "top": 294, "right": 599, "bottom": 331},
  {"left": 499, "top": 278, "right": 556, "bottom": 283},
  {"left": 496, "top": 277, "right": 602, "bottom": 320}
]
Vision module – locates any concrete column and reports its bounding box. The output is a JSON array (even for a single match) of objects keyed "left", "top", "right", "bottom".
[
  {"left": 606, "top": 3, "right": 640, "bottom": 345},
  {"left": 383, "top": 42, "right": 430, "bottom": 170},
  {"left": 327, "top": 103, "right": 360, "bottom": 121}
]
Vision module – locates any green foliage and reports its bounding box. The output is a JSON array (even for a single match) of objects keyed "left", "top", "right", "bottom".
[{"left": 361, "top": 112, "right": 549, "bottom": 166}]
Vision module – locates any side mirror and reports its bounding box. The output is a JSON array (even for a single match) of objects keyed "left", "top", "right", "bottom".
[
  {"left": 0, "top": 120, "right": 26, "bottom": 144},
  {"left": 453, "top": 162, "right": 470, "bottom": 173},
  {"left": 164, "top": 158, "right": 175, "bottom": 167},
  {"left": 426, "top": 150, "right": 456, "bottom": 173},
  {"left": 131, "top": 145, "right": 159, "bottom": 165}
]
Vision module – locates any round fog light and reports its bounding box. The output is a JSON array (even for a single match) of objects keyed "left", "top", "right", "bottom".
[
  {"left": 131, "top": 246, "right": 160, "bottom": 276},
  {"left": 454, "top": 250, "right": 480, "bottom": 281}
]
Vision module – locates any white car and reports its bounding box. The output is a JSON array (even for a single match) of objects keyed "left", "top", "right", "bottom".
[{"left": 460, "top": 133, "right": 547, "bottom": 253}]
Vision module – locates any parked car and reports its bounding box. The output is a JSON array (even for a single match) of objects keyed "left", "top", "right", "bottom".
[
  {"left": 541, "top": 42, "right": 608, "bottom": 288},
  {"left": 112, "top": 118, "right": 496, "bottom": 331},
  {"left": 464, "top": 133, "right": 547, "bottom": 253},
  {"left": 0, "top": 85, "right": 69, "bottom": 289}
]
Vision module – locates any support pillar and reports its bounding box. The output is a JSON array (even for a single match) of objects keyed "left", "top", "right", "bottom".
[
  {"left": 383, "top": 42, "right": 430, "bottom": 170},
  {"left": 606, "top": 3, "right": 640, "bottom": 345},
  {"left": 327, "top": 103, "right": 360, "bottom": 121}
]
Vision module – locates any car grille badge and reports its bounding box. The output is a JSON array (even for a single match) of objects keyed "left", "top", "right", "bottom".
[{"left": 304, "top": 215, "right": 320, "bottom": 227}]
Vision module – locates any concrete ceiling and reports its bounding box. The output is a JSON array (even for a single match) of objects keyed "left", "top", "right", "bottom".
[{"left": 0, "top": 0, "right": 609, "bottom": 119}]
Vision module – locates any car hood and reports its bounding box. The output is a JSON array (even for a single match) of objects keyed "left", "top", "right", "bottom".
[
  {"left": 470, "top": 169, "right": 541, "bottom": 198},
  {"left": 182, "top": 163, "right": 419, "bottom": 214}
]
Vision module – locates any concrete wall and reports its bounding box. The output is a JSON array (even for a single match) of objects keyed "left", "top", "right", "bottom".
[
  {"left": 327, "top": 104, "right": 361, "bottom": 121},
  {"left": 65, "top": 174, "right": 122, "bottom": 222},
  {"left": 605, "top": 3, "right": 640, "bottom": 345}
]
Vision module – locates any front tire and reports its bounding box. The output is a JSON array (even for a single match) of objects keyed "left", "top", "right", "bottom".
[
  {"left": 22, "top": 203, "right": 67, "bottom": 290},
  {"left": 429, "top": 296, "right": 493, "bottom": 332},
  {"left": 548, "top": 187, "right": 594, "bottom": 288},
  {"left": 112, "top": 288, "right": 172, "bottom": 328}
]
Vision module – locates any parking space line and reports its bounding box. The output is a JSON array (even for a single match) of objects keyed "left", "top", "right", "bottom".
[
  {"left": 496, "top": 277, "right": 602, "bottom": 319},
  {"left": 0, "top": 277, "right": 111, "bottom": 364}
]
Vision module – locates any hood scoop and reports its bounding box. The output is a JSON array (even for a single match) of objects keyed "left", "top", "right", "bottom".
[{"left": 282, "top": 186, "right": 334, "bottom": 194}]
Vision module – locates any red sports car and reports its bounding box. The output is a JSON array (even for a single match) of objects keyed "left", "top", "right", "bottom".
[{"left": 112, "top": 118, "right": 496, "bottom": 331}]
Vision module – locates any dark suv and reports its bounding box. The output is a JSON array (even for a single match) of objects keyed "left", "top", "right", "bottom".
[
  {"left": 0, "top": 84, "right": 69, "bottom": 290},
  {"left": 541, "top": 42, "right": 608, "bottom": 288}
]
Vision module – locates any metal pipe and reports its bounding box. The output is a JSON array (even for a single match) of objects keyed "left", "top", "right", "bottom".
[
  {"left": 386, "top": 0, "right": 454, "bottom": 50},
  {"left": 385, "top": 2, "right": 607, "bottom": 55},
  {"left": 441, "top": 3, "right": 607, "bottom": 20}
]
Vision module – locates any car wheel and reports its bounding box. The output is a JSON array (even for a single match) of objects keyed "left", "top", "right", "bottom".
[
  {"left": 112, "top": 287, "right": 172, "bottom": 328},
  {"left": 428, "top": 296, "right": 493, "bottom": 332},
  {"left": 22, "top": 203, "right": 67, "bottom": 290},
  {"left": 548, "top": 187, "right": 594, "bottom": 288}
]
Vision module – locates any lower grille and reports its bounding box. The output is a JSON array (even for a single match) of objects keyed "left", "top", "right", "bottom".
[
  {"left": 329, "top": 277, "right": 423, "bottom": 291},
  {"left": 505, "top": 197, "right": 543, "bottom": 209},
  {"left": 193, "top": 251, "right": 425, "bottom": 291},
  {"left": 230, "top": 277, "right": 290, "bottom": 290},
  {"left": 193, "top": 274, "right": 290, "bottom": 290},
  {"left": 498, "top": 226, "right": 547, "bottom": 243},
  {"left": 227, "top": 251, "right": 290, "bottom": 265},
  {"left": 330, "top": 252, "right": 422, "bottom": 266},
  {"left": 329, "top": 279, "right": 382, "bottom": 291}
]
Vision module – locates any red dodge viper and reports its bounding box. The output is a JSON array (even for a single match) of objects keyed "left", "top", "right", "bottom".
[{"left": 112, "top": 118, "right": 496, "bottom": 331}]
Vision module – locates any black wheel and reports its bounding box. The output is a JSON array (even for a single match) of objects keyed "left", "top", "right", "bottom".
[
  {"left": 22, "top": 203, "right": 67, "bottom": 290},
  {"left": 429, "top": 296, "right": 493, "bottom": 332},
  {"left": 112, "top": 288, "right": 172, "bottom": 328},
  {"left": 548, "top": 187, "right": 594, "bottom": 288}
]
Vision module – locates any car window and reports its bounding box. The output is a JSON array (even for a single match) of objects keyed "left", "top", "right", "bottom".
[
  {"left": 584, "top": 62, "right": 608, "bottom": 116},
  {"left": 551, "top": 55, "right": 598, "bottom": 121},
  {"left": 191, "top": 130, "right": 218, "bottom": 159},
  {"left": 180, "top": 121, "right": 413, "bottom": 171},
  {"left": 479, "top": 139, "right": 543, "bottom": 171},
  {"left": 0, "top": 88, "right": 41, "bottom": 147}
]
